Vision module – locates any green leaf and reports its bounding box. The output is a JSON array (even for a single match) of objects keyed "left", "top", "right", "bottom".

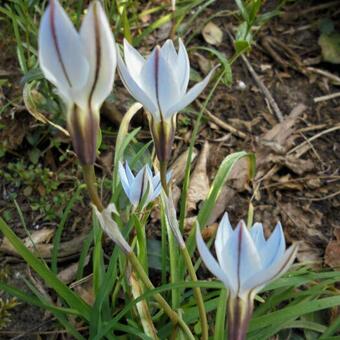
[
  {"left": 248, "top": 296, "right": 340, "bottom": 338},
  {"left": 235, "top": 0, "right": 249, "bottom": 21},
  {"left": 214, "top": 288, "right": 228, "bottom": 340}
]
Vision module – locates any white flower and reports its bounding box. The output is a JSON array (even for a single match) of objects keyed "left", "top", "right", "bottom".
[
  {"left": 118, "top": 38, "right": 215, "bottom": 122},
  {"left": 39, "top": 0, "right": 116, "bottom": 164},
  {"left": 196, "top": 213, "right": 298, "bottom": 300},
  {"left": 93, "top": 203, "right": 131, "bottom": 254},
  {"left": 118, "top": 39, "right": 216, "bottom": 162},
  {"left": 118, "top": 162, "right": 170, "bottom": 209},
  {"left": 161, "top": 190, "right": 185, "bottom": 248}
]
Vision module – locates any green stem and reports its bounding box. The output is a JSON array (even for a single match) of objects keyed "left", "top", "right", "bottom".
[
  {"left": 127, "top": 252, "right": 195, "bottom": 340},
  {"left": 82, "top": 165, "right": 104, "bottom": 212},
  {"left": 160, "top": 161, "right": 169, "bottom": 194},
  {"left": 181, "top": 245, "right": 209, "bottom": 340}
]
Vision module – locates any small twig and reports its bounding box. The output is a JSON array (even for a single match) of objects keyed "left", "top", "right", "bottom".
[
  {"left": 306, "top": 67, "right": 340, "bottom": 84},
  {"left": 294, "top": 189, "right": 340, "bottom": 202},
  {"left": 226, "top": 29, "right": 284, "bottom": 122},
  {"left": 195, "top": 101, "right": 247, "bottom": 139},
  {"left": 288, "top": 124, "right": 340, "bottom": 157},
  {"left": 314, "top": 92, "right": 340, "bottom": 103},
  {"left": 283, "top": 0, "right": 340, "bottom": 18}
]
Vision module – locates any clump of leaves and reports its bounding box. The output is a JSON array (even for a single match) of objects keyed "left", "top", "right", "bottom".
[{"left": 0, "top": 268, "right": 18, "bottom": 329}]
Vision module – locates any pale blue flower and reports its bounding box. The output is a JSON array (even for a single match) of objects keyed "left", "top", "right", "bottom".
[
  {"left": 119, "top": 162, "right": 170, "bottom": 209},
  {"left": 196, "top": 213, "right": 298, "bottom": 300},
  {"left": 38, "top": 0, "right": 116, "bottom": 164},
  {"left": 117, "top": 39, "right": 217, "bottom": 163},
  {"left": 118, "top": 38, "right": 216, "bottom": 123}
]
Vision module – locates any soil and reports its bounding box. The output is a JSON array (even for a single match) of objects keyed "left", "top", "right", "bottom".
[{"left": 0, "top": 0, "right": 339, "bottom": 338}]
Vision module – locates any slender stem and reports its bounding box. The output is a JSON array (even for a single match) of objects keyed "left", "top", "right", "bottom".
[
  {"left": 82, "top": 165, "right": 104, "bottom": 212},
  {"left": 181, "top": 245, "right": 209, "bottom": 340},
  {"left": 160, "top": 161, "right": 169, "bottom": 194},
  {"left": 127, "top": 252, "right": 195, "bottom": 340}
]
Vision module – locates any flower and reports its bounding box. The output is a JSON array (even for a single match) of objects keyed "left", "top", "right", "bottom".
[
  {"left": 161, "top": 190, "right": 185, "bottom": 248},
  {"left": 93, "top": 203, "right": 131, "bottom": 254},
  {"left": 118, "top": 39, "right": 216, "bottom": 163},
  {"left": 39, "top": 0, "right": 116, "bottom": 165},
  {"left": 118, "top": 162, "right": 170, "bottom": 209},
  {"left": 196, "top": 213, "right": 298, "bottom": 340}
]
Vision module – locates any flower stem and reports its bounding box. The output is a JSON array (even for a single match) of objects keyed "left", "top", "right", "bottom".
[
  {"left": 181, "top": 245, "right": 209, "bottom": 340},
  {"left": 127, "top": 251, "right": 195, "bottom": 340},
  {"left": 82, "top": 165, "right": 104, "bottom": 212},
  {"left": 160, "top": 161, "right": 169, "bottom": 194},
  {"left": 227, "top": 296, "right": 253, "bottom": 340}
]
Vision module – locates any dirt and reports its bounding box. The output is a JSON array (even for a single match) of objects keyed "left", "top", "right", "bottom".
[{"left": 0, "top": 0, "right": 340, "bottom": 338}]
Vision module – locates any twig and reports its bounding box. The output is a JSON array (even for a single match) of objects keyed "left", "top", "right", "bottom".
[
  {"left": 288, "top": 124, "right": 340, "bottom": 157},
  {"left": 226, "top": 29, "right": 284, "bottom": 122},
  {"left": 306, "top": 67, "right": 340, "bottom": 84},
  {"left": 314, "top": 92, "right": 340, "bottom": 103},
  {"left": 195, "top": 101, "right": 247, "bottom": 139},
  {"left": 294, "top": 189, "right": 340, "bottom": 202},
  {"left": 283, "top": 1, "right": 340, "bottom": 18}
]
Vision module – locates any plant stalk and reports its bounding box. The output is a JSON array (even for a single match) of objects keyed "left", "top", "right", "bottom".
[
  {"left": 181, "top": 245, "right": 209, "bottom": 340},
  {"left": 82, "top": 165, "right": 104, "bottom": 212},
  {"left": 127, "top": 251, "right": 195, "bottom": 340}
]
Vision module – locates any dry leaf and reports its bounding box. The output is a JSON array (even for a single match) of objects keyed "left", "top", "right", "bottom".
[
  {"left": 187, "top": 142, "right": 210, "bottom": 212},
  {"left": 325, "top": 229, "right": 340, "bottom": 269},
  {"left": 170, "top": 148, "right": 198, "bottom": 185},
  {"left": 58, "top": 256, "right": 90, "bottom": 284},
  {"left": 202, "top": 22, "right": 223, "bottom": 46},
  {"left": 73, "top": 277, "right": 95, "bottom": 306},
  {"left": 297, "top": 241, "right": 323, "bottom": 266}
]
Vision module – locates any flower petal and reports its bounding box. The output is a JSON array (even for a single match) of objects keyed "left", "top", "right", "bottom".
[
  {"left": 118, "top": 162, "right": 132, "bottom": 202},
  {"left": 157, "top": 52, "right": 181, "bottom": 119},
  {"left": 261, "top": 222, "right": 286, "bottom": 268},
  {"left": 177, "top": 38, "right": 190, "bottom": 94},
  {"left": 160, "top": 40, "right": 178, "bottom": 70},
  {"left": 162, "top": 191, "right": 185, "bottom": 248},
  {"left": 250, "top": 223, "right": 266, "bottom": 249},
  {"left": 124, "top": 39, "right": 145, "bottom": 81},
  {"left": 215, "top": 213, "right": 233, "bottom": 266},
  {"left": 164, "top": 65, "right": 217, "bottom": 118},
  {"left": 94, "top": 203, "right": 131, "bottom": 254},
  {"left": 79, "top": 1, "right": 117, "bottom": 111},
  {"left": 124, "top": 162, "right": 135, "bottom": 183},
  {"left": 196, "top": 224, "right": 235, "bottom": 295},
  {"left": 130, "top": 166, "right": 147, "bottom": 206},
  {"left": 118, "top": 53, "right": 158, "bottom": 115},
  {"left": 224, "top": 221, "right": 262, "bottom": 294},
  {"left": 241, "top": 243, "right": 298, "bottom": 296},
  {"left": 39, "top": 0, "right": 89, "bottom": 103},
  {"left": 139, "top": 48, "right": 159, "bottom": 113}
]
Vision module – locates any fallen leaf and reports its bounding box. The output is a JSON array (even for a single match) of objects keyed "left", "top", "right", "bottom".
[
  {"left": 187, "top": 142, "right": 210, "bottom": 212},
  {"left": 202, "top": 22, "right": 223, "bottom": 46},
  {"left": 325, "top": 229, "right": 340, "bottom": 269},
  {"left": 170, "top": 148, "right": 198, "bottom": 185},
  {"left": 58, "top": 256, "right": 90, "bottom": 284},
  {"left": 297, "top": 241, "right": 323, "bottom": 266},
  {"left": 73, "top": 276, "right": 95, "bottom": 306}
]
